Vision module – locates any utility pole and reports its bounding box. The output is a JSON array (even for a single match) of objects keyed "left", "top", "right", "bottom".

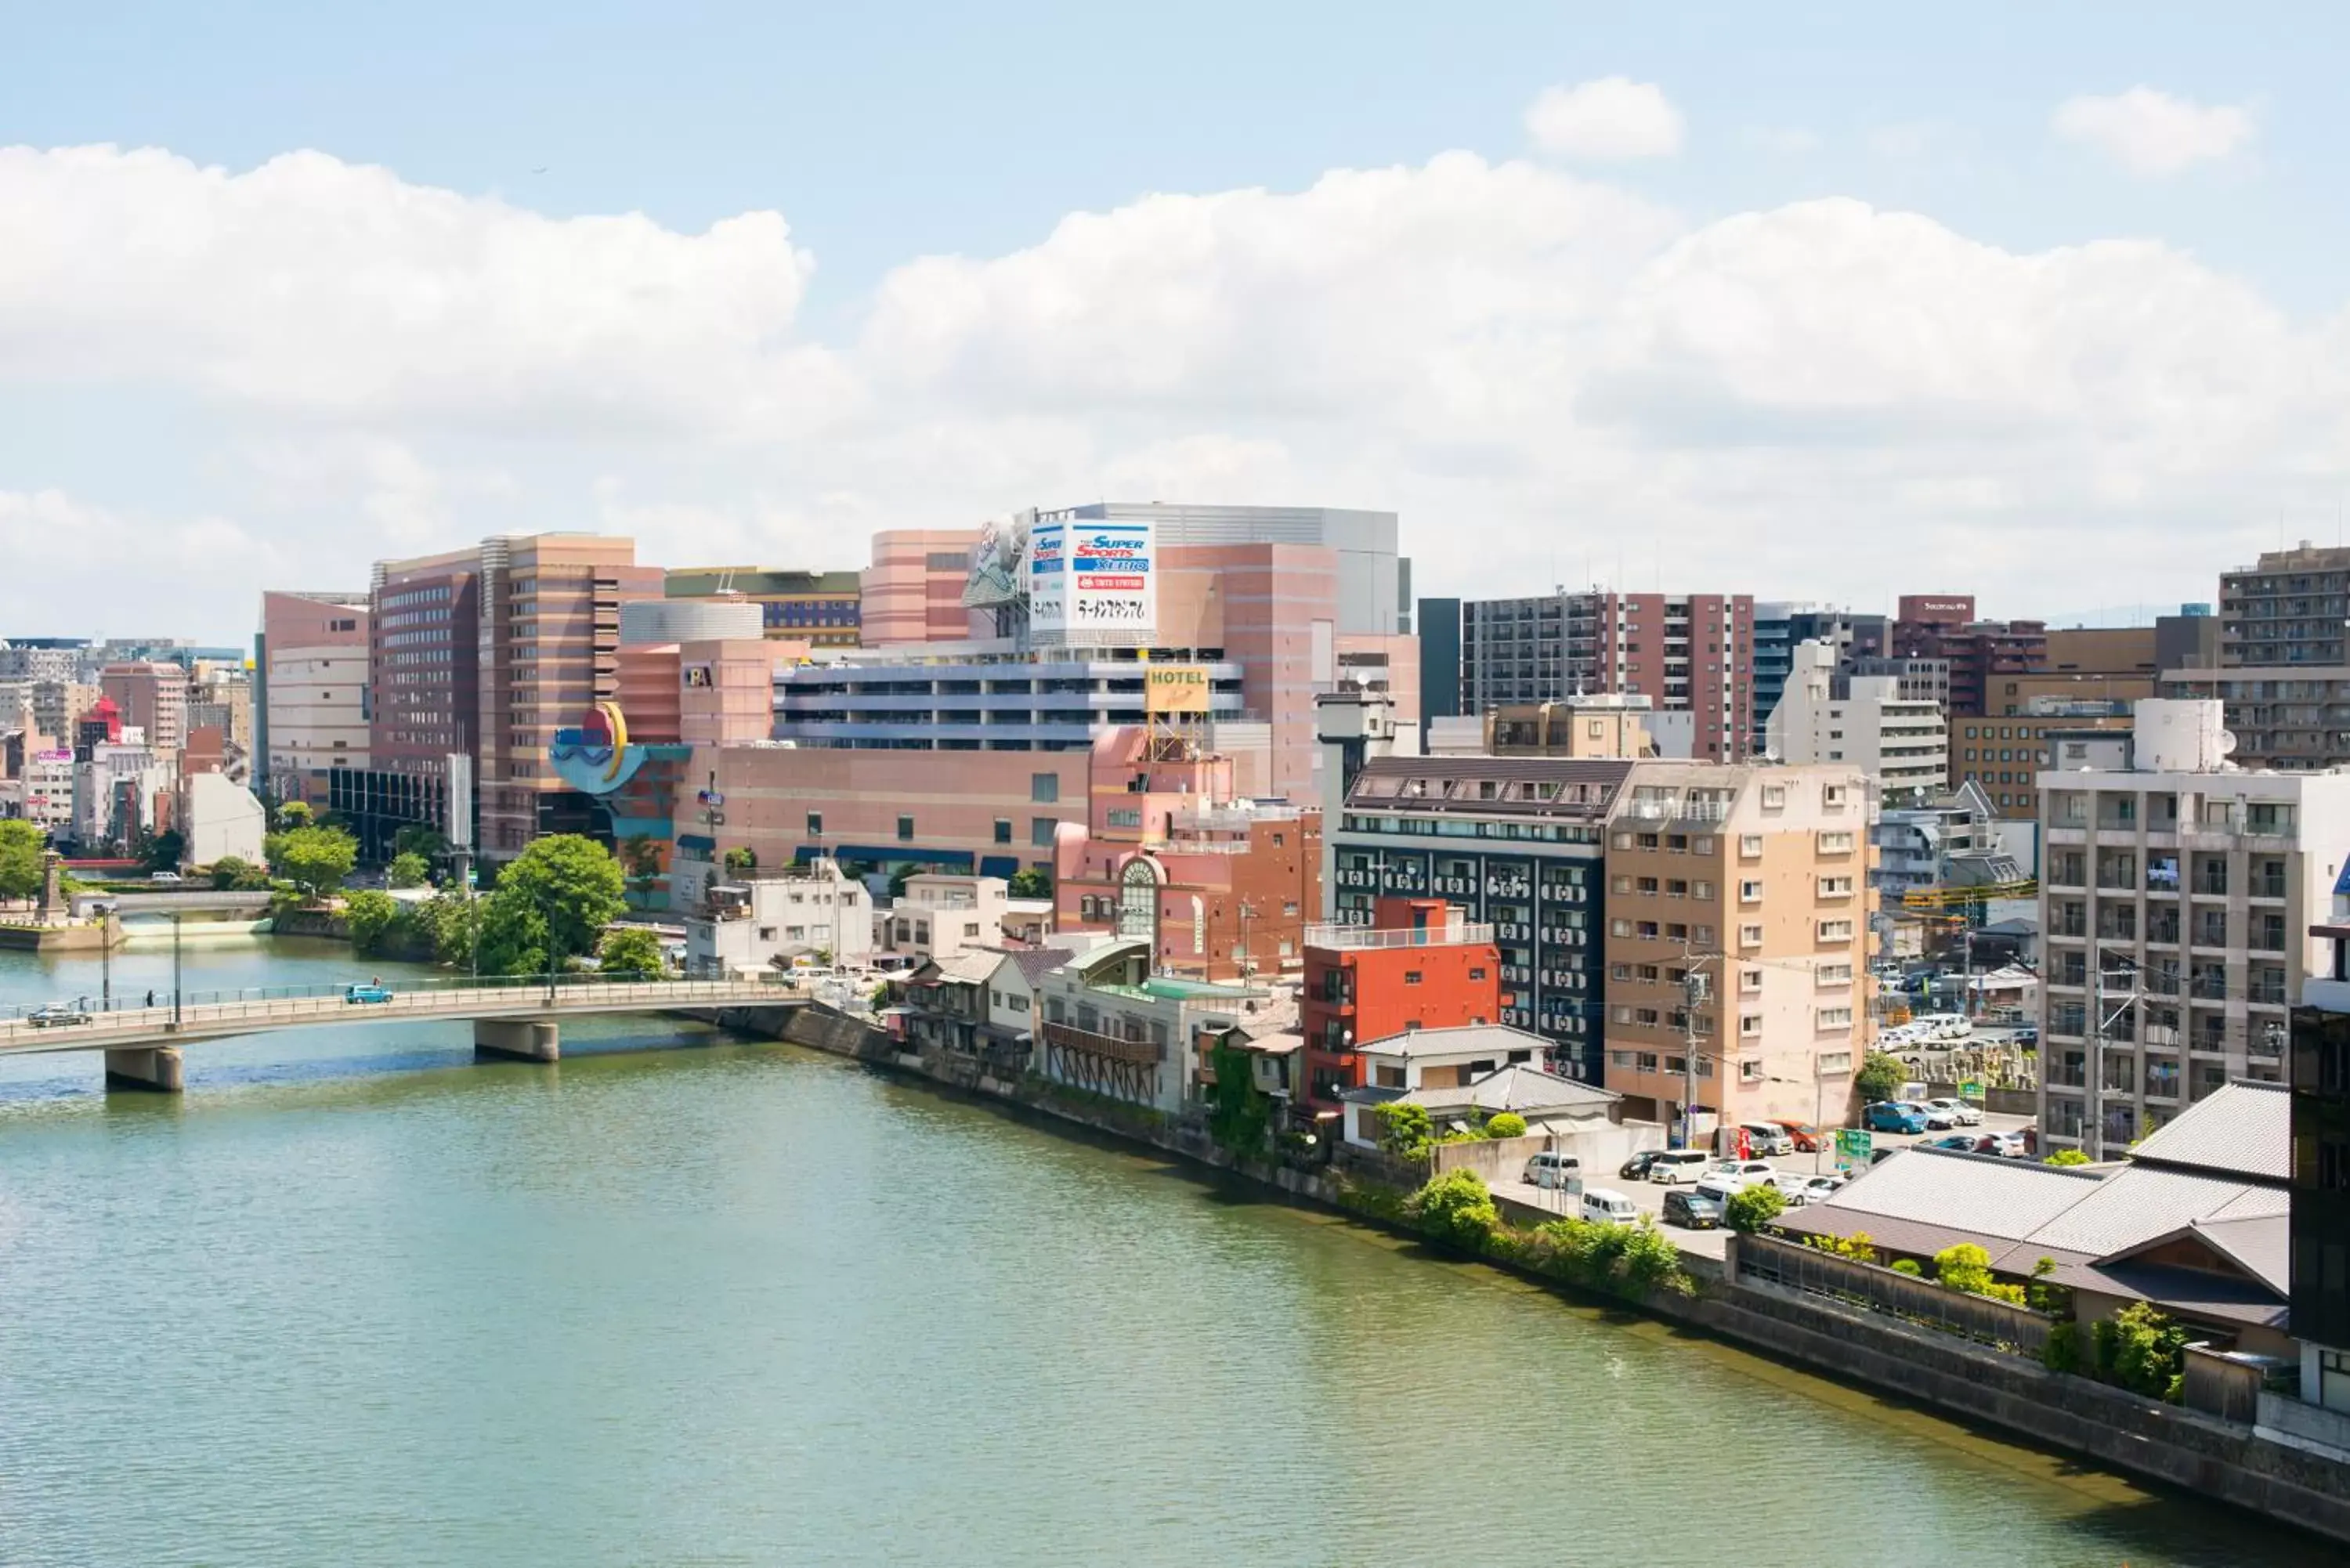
[
  {"left": 2086, "top": 945, "right": 2138, "bottom": 1160},
  {"left": 171, "top": 912, "right": 183, "bottom": 1028},
  {"left": 1680, "top": 964, "right": 1712, "bottom": 1154}
]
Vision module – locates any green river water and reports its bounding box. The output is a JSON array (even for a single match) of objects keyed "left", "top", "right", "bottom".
[{"left": 0, "top": 936, "right": 2324, "bottom": 1566}]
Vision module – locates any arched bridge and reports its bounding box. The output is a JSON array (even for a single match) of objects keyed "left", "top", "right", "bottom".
[{"left": 0, "top": 975, "right": 806, "bottom": 1091}]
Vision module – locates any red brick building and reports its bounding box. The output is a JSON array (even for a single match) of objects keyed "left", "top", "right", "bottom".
[
  {"left": 1892, "top": 594, "right": 2048, "bottom": 718},
  {"left": 1301, "top": 898, "right": 1502, "bottom": 1110}
]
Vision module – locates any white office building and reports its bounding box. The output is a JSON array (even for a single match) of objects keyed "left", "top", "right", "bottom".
[
  {"left": 1766, "top": 640, "right": 1947, "bottom": 804},
  {"left": 2037, "top": 699, "right": 2350, "bottom": 1158}
]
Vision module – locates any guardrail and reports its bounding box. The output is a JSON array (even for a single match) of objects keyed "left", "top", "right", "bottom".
[
  {"left": 0, "top": 971, "right": 801, "bottom": 1028},
  {"left": 1734, "top": 1232, "right": 2052, "bottom": 1357}
]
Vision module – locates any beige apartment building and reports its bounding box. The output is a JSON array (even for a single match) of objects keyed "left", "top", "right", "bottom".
[
  {"left": 476, "top": 534, "right": 663, "bottom": 859},
  {"left": 99, "top": 660, "right": 188, "bottom": 756},
  {"left": 1600, "top": 762, "right": 1875, "bottom": 1141}
]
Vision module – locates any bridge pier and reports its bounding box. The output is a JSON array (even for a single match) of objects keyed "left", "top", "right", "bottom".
[
  {"left": 104, "top": 1046, "right": 185, "bottom": 1093},
  {"left": 474, "top": 1019, "right": 560, "bottom": 1064}
]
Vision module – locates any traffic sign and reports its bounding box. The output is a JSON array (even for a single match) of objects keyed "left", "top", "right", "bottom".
[
  {"left": 1835, "top": 1128, "right": 1872, "bottom": 1169},
  {"left": 1958, "top": 1079, "right": 1983, "bottom": 1101}
]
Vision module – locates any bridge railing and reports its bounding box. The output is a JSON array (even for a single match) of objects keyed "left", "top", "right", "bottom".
[{"left": 0, "top": 970, "right": 801, "bottom": 1027}]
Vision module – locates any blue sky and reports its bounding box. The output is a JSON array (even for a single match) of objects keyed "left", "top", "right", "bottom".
[{"left": 4, "top": 2, "right": 2346, "bottom": 635}]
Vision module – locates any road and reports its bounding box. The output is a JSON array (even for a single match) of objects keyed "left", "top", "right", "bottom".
[{"left": 1489, "top": 1110, "right": 2039, "bottom": 1263}]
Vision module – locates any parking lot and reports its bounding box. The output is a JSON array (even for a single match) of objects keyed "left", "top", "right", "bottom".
[{"left": 1488, "top": 1108, "right": 2037, "bottom": 1262}]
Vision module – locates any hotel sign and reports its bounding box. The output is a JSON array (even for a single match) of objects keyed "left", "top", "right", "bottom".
[{"left": 1144, "top": 664, "right": 1213, "bottom": 714}]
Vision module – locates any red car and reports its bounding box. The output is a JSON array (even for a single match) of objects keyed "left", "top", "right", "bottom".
[{"left": 1772, "top": 1119, "right": 1824, "bottom": 1153}]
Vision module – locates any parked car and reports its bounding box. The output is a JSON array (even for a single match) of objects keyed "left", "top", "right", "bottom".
[
  {"left": 1769, "top": 1172, "right": 1816, "bottom": 1206},
  {"left": 1910, "top": 1101, "right": 1961, "bottom": 1131},
  {"left": 26, "top": 1003, "right": 93, "bottom": 1028},
  {"left": 1922, "top": 1133, "right": 1988, "bottom": 1154},
  {"left": 1863, "top": 1101, "right": 1929, "bottom": 1135},
  {"left": 148, "top": 870, "right": 183, "bottom": 885},
  {"left": 1738, "top": 1123, "right": 1795, "bottom": 1157},
  {"left": 1772, "top": 1120, "right": 1824, "bottom": 1153},
  {"left": 1618, "top": 1151, "right": 1665, "bottom": 1182},
  {"left": 1925, "top": 1097, "right": 1983, "bottom": 1127},
  {"left": 1522, "top": 1151, "right": 1583, "bottom": 1190},
  {"left": 344, "top": 983, "right": 395, "bottom": 1005},
  {"left": 1988, "top": 1129, "right": 2031, "bottom": 1159},
  {"left": 1663, "top": 1188, "right": 1725, "bottom": 1230},
  {"left": 2013, "top": 1027, "right": 2040, "bottom": 1046},
  {"left": 1646, "top": 1150, "right": 1712, "bottom": 1185},
  {"left": 1797, "top": 1173, "right": 1846, "bottom": 1204},
  {"left": 1705, "top": 1158, "right": 1777, "bottom": 1189},
  {"left": 1579, "top": 1187, "right": 1640, "bottom": 1225}
]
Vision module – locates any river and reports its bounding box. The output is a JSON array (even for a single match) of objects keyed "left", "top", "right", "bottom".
[{"left": 0, "top": 937, "right": 2320, "bottom": 1566}]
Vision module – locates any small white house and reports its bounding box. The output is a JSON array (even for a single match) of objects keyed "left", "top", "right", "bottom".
[
  {"left": 685, "top": 862, "right": 873, "bottom": 977},
  {"left": 880, "top": 874, "right": 1010, "bottom": 963},
  {"left": 180, "top": 772, "right": 266, "bottom": 869}
]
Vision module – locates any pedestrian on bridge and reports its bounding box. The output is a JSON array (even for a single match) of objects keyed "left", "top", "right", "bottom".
[{"left": 146, "top": 989, "right": 154, "bottom": 1009}]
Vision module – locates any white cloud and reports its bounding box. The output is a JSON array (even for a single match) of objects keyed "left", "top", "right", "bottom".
[
  {"left": 2052, "top": 88, "right": 2255, "bottom": 176},
  {"left": 1524, "top": 78, "right": 1684, "bottom": 161},
  {"left": 1742, "top": 126, "right": 1822, "bottom": 157},
  {"left": 0, "top": 140, "right": 2344, "bottom": 629}
]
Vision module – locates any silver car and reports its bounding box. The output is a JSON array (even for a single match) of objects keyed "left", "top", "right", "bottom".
[{"left": 1925, "top": 1098, "right": 1983, "bottom": 1128}]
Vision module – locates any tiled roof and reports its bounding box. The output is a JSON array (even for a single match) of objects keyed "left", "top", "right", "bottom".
[
  {"left": 2102, "top": 1212, "right": 2290, "bottom": 1297},
  {"left": 2125, "top": 1082, "right": 2290, "bottom": 1183},
  {"left": 927, "top": 950, "right": 1007, "bottom": 986},
  {"left": 1412, "top": 1064, "right": 1618, "bottom": 1116},
  {"left": 1358, "top": 1023, "right": 1552, "bottom": 1060},
  {"left": 996, "top": 946, "right": 1072, "bottom": 986},
  {"left": 2029, "top": 1165, "right": 2280, "bottom": 1259},
  {"left": 1820, "top": 1147, "right": 2106, "bottom": 1242}
]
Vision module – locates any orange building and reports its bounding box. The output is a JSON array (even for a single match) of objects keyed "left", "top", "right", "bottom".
[{"left": 1301, "top": 898, "right": 1502, "bottom": 1109}]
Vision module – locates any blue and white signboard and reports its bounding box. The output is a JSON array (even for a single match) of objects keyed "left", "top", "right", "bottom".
[{"left": 1029, "top": 516, "right": 1155, "bottom": 646}]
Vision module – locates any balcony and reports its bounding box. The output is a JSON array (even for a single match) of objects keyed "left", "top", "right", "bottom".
[
  {"left": 1042, "top": 1021, "right": 1165, "bottom": 1065},
  {"left": 1304, "top": 921, "right": 1495, "bottom": 951}
]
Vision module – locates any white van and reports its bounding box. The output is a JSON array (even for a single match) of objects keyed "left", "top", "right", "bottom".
[
  {"left": 1646, "top": 1150, "right": 1712, "bottom": 1185},
  {"left": 1520, "top": 1151, "right": 1582, "bottom": 1190},
  {"left": 1580, "top": 1187, "right": 1639, "bottom": 1225}
]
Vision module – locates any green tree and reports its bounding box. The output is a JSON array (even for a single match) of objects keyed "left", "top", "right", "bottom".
[
  {"left": 0, "top": 819, "right": 45, "bottom": 902},
  {"left": 1405, "top": 1169, "right": 1499, "bottom": 1252},
  {"left": 270, "top": 825, "right": 358, "bottom": 896},
  {"left": 723, "top": 845, "right": 757, "bottom": 873},
  {"left": 1007, "top": 866, "right": 1053, "bottom": 899},
  {"left": 1206, "top": 1039, "right": 1274, "bottom": 1155},
  {"left": 598, "top": 925, "right": 666, "bottom": 980},
  {"left": 273, "top": 800, "right": 315, "bottom": 832},
  {"left": 1933, "top": 1241, "right": 2027, "bottom": 1305},
  {"left": 1375, "top": 1101, "right": 1434, "bottom": 1162},
  {"left": 418, "top": 893, "right": 483, "bottom": 968},
  {"left": 343, "top": 890, "right": 402, "bottom": 954},
  {"left": 2044, "top": 1148, "right": 2093, "bottom": 1167},
  {"left": 1726, "top": 1183, "right": 1787, "bottom": 1234},
  {"left": 386, "top": 852, "right": 431, "bottom": 890},
  {"left": 1483, "top": 1111, "right": 1528, "bottom": 1140},
  {"left": 392, "top": 824, "right": 447, "bottom": 862},
  {"left": 488, "top": 835, "right": 625, "bottom": 970},
  {"left": 620, "top": 838, "right": 663, "bottom": 905},
  {"left": 1854, "top": 1050, "right": 1906, "bottom": 1104},
  {"left": 2094, "top": 1302, "right": 2191, "bottom": 1400},
  {"left": 475, "top": 893, "right": 550, "bottom": 977},
  {"left": 140, "top": 829, "right": 186, "bottom": 873}
]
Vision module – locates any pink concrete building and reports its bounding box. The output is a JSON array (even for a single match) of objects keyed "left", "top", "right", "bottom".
[
  {"left": 258, "top": 590, "right": 371, "bottom": 805},
  {"left": 860, "top": 529, "right": 983, "bottom": 645}
]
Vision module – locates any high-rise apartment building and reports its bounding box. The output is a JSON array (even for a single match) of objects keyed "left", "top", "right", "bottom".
[
  {"left": 1764, "top": 641, "right": 1947, "bottom": 804},
  {"left": 664, "top": 566, "right": 863, "bottom": 647},
  {"left": 1749, "top": 606, "right": 1890, "bottom": 754},
  {"left": 332, "top": 552, "right": 480, "bottom": 855},
  {"left": 476, "top": 534, "right": 663, "bottom": 859},
  {"left": 2036, "top": 701, "right": 2350, "bottom": 1159},
  {"left": 1597, "top": 762, "right": 1871, "bottom": 1137},
  {"left": 257, "top": 591, "right": 369, "bottom": 806},
  {"left": 99, "top": 660, "right": 188, "bottom": 757},
  {"left": 0, "top": 641, "right": 88, "bottom": 684},
  {"left": 2293, "top": 923, "right": 2350, "bottom": 1412},
  {"left": 2221, "top": 544, "right": 2350, "bottom": 667},
  {"left": 1460, "top": 590, "right": 1755, "bottom": 760},
  {"left": 1890, "top": 595, "right": 2048, "bottom": 717}
]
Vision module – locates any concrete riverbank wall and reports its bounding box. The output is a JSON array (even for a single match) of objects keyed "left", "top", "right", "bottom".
[{"left": 739, "top": 1003, "right": 2350, "bottom": 1548}]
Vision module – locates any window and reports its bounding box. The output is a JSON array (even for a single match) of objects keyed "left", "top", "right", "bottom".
[
  {"left": 1031, "top": 773, "right": 1059, "bottom": 804},
  {"left": 1740, "top": 1060, "right": 1765, "bottom": 1083},
  {"left": 1761, "top": 785, "right": 1786, "bottom": 810},
  {"left": 964, "top": 922, "right": 980, "bottom": 938},
  {"left": 1032, "top": 818, "right": 1057, "bottom": 847},
  {"left": 994, "top": 818, "right": 1012, "bottom": 844},
  {"left": 897, "top": 815, "right": 914, "bottom": 842},
  {"left": 807, "top": 811, "right": 823, "bottom": 836},
  {"left": 1817, "top": 919, "right": 1853, "bottom": 942},
  {"left": 1468, "top": 966, "right": 1486, "bottom": 981},
  {"left": 1817, "top": 1006, "right": 1853, "bottom": 1030},
  {"left": 1404, "top": 970, "right": 1423, "bottom": 985},
  {"left": 1740, "top": 969, "right": 1762, "bottom": 993},
  {"left": 1822, "top": 785, "right": 1847, "bottom": 809},
  {"left": 1741, "top": 1013, "right": 1762, "bottom": 1036},
  {"left": 1739, "top": 880, "right": 1763, "bottom": 902},
  {"left": 1817, "top": 830, "right": 1853, "bottom": 853},
  {"left": 1817, "top": 876, "right": 1854, "bottom": 897},
  {"left": 1636, "top": 1052, "right": 1660, "bottom": 1073},
  {"left": 1739, "top": 834, "right": 1763, "bottom": 858},
  {"left": 1740, "top": 923, "right": 1762, "bottom": 948}
]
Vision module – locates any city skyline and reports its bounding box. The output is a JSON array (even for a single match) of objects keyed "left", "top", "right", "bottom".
[{"left": 7, "top": 5, "right": 2350, "bottom": 633}]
